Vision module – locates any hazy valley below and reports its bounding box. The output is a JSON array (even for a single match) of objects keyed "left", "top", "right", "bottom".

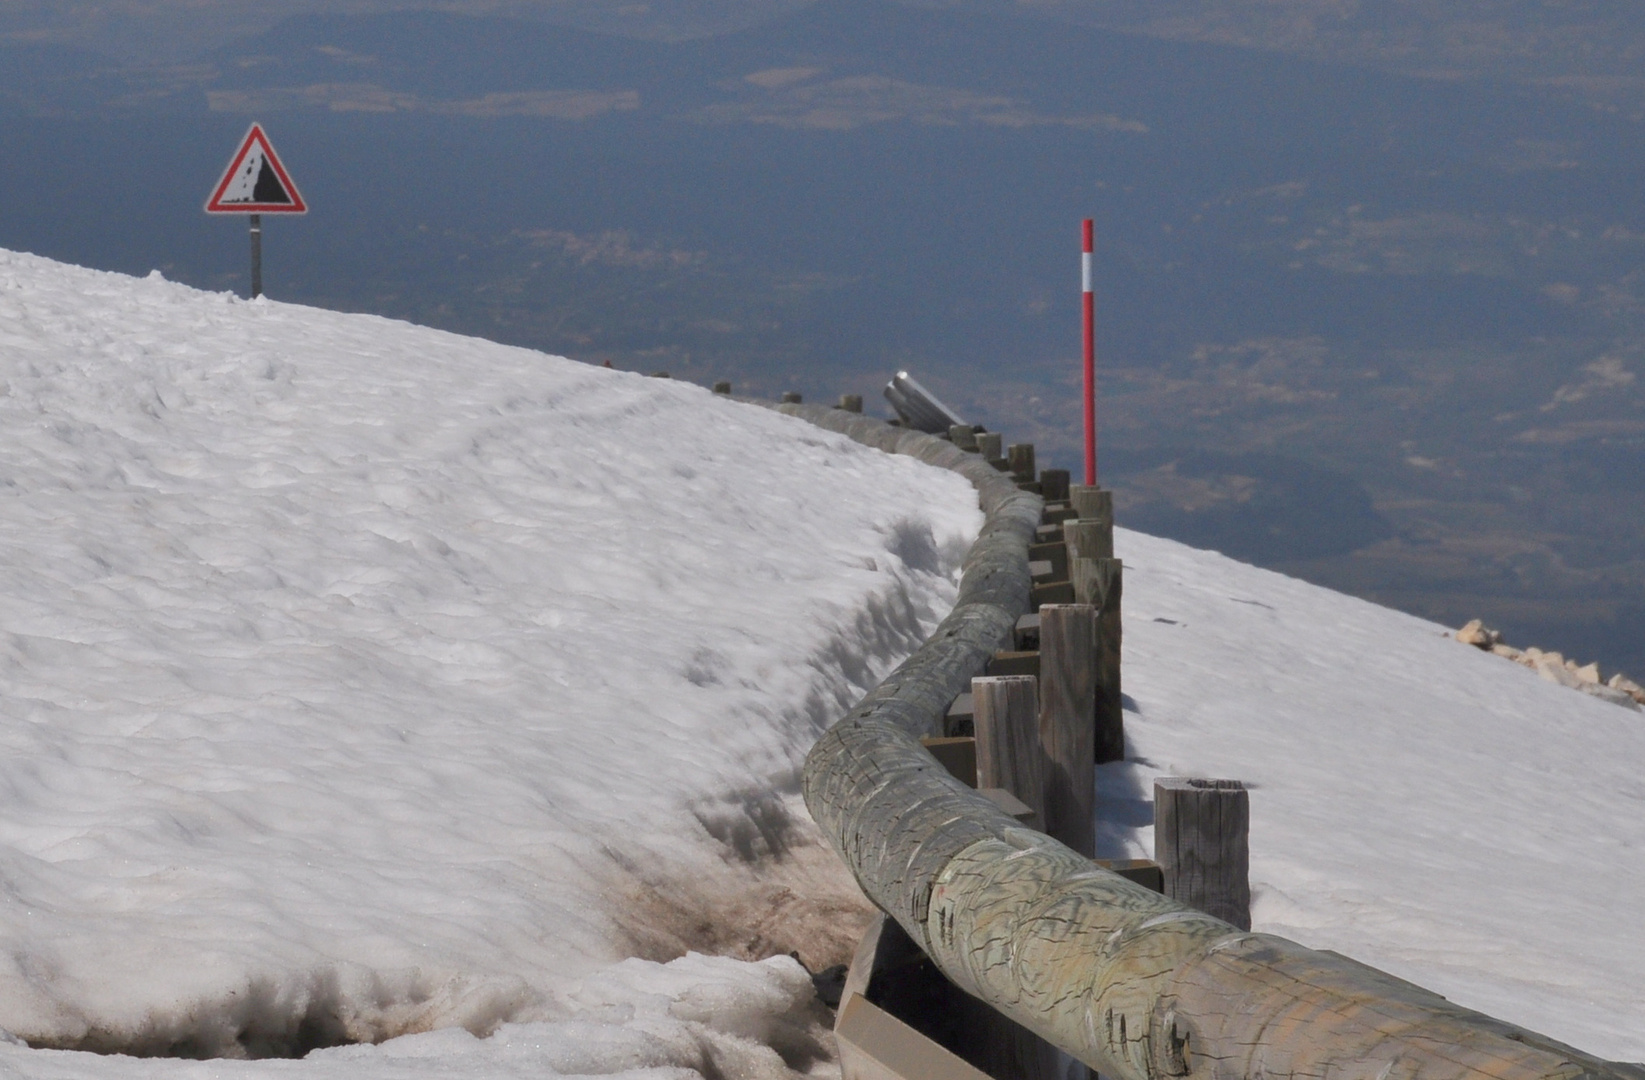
[{"left": 2, "top": 0, "right": 1643, "bottom": 675}]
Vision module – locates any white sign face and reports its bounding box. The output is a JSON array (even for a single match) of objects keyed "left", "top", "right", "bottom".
[{"left": 205, "top": 123, "right": 308, "bottom": 214}]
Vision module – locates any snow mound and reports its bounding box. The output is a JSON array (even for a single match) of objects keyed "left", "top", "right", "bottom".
[
  {"left": 1106, "top": 529, "right": 1645, "bottom": 1061},
  {"left": 0, "top": 249, "right": 982, "bottom": 1070}
]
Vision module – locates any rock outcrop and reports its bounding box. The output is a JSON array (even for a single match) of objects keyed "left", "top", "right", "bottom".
[{"left": 1453, "top": 621, "right": 1643, "bottom": 711}]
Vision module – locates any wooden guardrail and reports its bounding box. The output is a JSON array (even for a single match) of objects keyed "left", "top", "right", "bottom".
[{"left": 764, "top": 399, "right": 1641, "bottom": 1080}]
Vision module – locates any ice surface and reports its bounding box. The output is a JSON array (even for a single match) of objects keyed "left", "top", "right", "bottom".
[
  {"left": 1106, "top": 529, "right": 1645, "bottom": 1061},
  {"left": 0, "top": 250, "right": 981, "bottom": 1074}
]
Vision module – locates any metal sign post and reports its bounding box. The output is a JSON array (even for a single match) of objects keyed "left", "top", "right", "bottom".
[
  {"left": 205, "top": 123, "right": 307, "bottom": 299},
  {"left": 249, "top": 214, "right": 262, "bottom": 299}
]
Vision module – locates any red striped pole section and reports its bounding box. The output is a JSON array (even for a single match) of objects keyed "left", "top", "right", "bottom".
[{"left": 1082, "top": 218, "right": 1097, "bottom": 487}]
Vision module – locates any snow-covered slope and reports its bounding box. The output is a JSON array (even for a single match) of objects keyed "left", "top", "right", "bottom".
[
  {"left": 0, "top": 247, "right": 1638, "bottom": 1078},
  {"left": 0, "top": 250, "right": 982, "bottom": 1076},
  {"left": 1107, "top": 532, "right": 1645, "bottom": 1062}
]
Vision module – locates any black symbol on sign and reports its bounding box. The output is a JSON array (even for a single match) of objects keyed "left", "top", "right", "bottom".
[{"left": 252, "top": 158, "right": 291, "bottom": 204}]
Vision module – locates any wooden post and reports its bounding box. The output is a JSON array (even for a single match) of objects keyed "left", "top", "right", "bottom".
[
  {"left": 1007, "top": 443, "right": 1036, "bottom": 483},
  {"left": 1096, "top": 560, "right": 1121, "bottom": 764},
  {"left": 1037, "top": 604, "right": 1096, "bottom": 857},
  {"left": 971, "top": 675, "right": 1044, "bottom": 827},
  {"left": 1039, "top": 468, "right": 1070, "bottom": 503},
  {"left": 1062, "top": 519, "right": 1114, "bottom": 563},
  {"left": 1067, "top": 556, "right": 1102, "bottom": 608},
  {"left": 962, "top": 680, "right": 1066, "bottom": 1080},
  {"left": 839, "top": 393, "right": 864, "bottom": 413},
  {"left": 1068, "top": 485, "right": 1112, "bottom": 525},
  {"left": 949, "top": 424, "right": 979, "bottom": 452},
  {"left": 975, "top": 432, "right": 1003, "bottom": 463},
  {"left": 782, "top": 390, "right": 803, "bottom": 403},
  {"left": 1069, "top": 557, "right": 1124, "bottom": 765},
  {"left": 1155, "top": 777, "right": 1251, "bottom": 931},
  {"left": 713, "top": 380, "right": 732, "bottom": 394}
]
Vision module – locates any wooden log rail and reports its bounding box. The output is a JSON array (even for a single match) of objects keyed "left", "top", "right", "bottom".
[{"left": 764, "top": 400, "right": 1640, "bottom": 1080}]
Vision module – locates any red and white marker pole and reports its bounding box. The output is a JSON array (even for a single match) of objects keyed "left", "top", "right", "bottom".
[{"left": 1081, "top": 218, "right": 1097, "bottom": 487}]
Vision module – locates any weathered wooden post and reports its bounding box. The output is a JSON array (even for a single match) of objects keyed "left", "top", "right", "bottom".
[
  {"left": 971, "top": 675, "right": 1044, "bottom": 825},
  {"left": 782, "top": 390, "right": 803, "bottom": 403},
  {"left": 1068, "top": 484, "right": 1112, "bottom": 525},
  {"left": 976, "top": 432, "right": 1004, "bottom": 466},
  {"left": 1064, "top": 482, "right": 1123, "bottom": 764},
  {"left": 1155, "top": 777, "right": 1251, "bottom": 930},
  {"left": 1068, "top": 556, "right": 1123, "bottom": 764},
  {"left": 1063, "top": 518, "right": 1114, "bottom": 562},
  {"left": 1036, "top": 604, "right": 1096, "bottom": 856},
  {"left": 838, "top": 393, "right": 864, "bottom": 413},
  {"left": 1039, "top": 468, "right": 1070, "bottom": 503},
  {"left": 1007, "top": 443, "right": 1036, "bottom": 483},
  {"left": 949, "top": 424, "right": 980, "bottom": 451},
  {"left": 1094, "top": 561, "right": 1121, "bottom": 764},
  {"left": 971, "top": 674, "right": 1066, "bottom": 1080},
  {"left": 713, "top": 380, "right": 732, "bottom": 394}
]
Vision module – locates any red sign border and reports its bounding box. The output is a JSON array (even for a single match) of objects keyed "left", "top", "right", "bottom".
[{"left": 205, "top": 123, "right": 308, "bottom": 214}]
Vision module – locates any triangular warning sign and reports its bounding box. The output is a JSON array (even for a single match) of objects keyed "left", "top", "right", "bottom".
[{"left": 205, "top": 123, "right": 308, "bottom": 214}]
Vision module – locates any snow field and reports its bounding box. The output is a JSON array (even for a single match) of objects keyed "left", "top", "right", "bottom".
[
  {"left": 1105, "top": 529, "right": 1645, "bottom": 1061},
  {"left": 1, "top": 244, "right": 1638, "bottom": 1078},
  {"left": 0, "top": 250, "right": 983, "bottom": 1074}
]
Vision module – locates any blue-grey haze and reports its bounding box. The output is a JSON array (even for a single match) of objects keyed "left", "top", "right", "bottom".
[{"left": 3, "top": 0, "right": 1644, "bottom": 675}]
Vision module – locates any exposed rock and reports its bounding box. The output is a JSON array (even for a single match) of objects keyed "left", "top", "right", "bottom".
[
  {"left": 1455, "top": 624, "right": 1640, "bottom": 709},
  {"left": 1534, "top": 657, "right": 1583, "bottom": 689},
  {"left": 1580, "top": 683, "right": 1641, "bottom": 710},
  {"left": 1609, "top": 673, "right": 1645, "bottom": 705},
  {"left": 1455, "top": 619, "right": 1501, "bottom": 649}
]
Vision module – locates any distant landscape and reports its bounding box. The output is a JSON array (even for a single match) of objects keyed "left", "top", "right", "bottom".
[{"left": 2, "top": 0, "right": 1643, "bottom": 675}]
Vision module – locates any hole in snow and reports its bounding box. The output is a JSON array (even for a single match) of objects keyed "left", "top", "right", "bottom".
[
  {"left": 24, "top": 974, "right": 362, "bottom": 1060},
  {"left": 885, "top": 518, "right": 942, "bottom": 575},
  {"left": 692, "top": 785, "right": 797, "bottom": 863}
]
